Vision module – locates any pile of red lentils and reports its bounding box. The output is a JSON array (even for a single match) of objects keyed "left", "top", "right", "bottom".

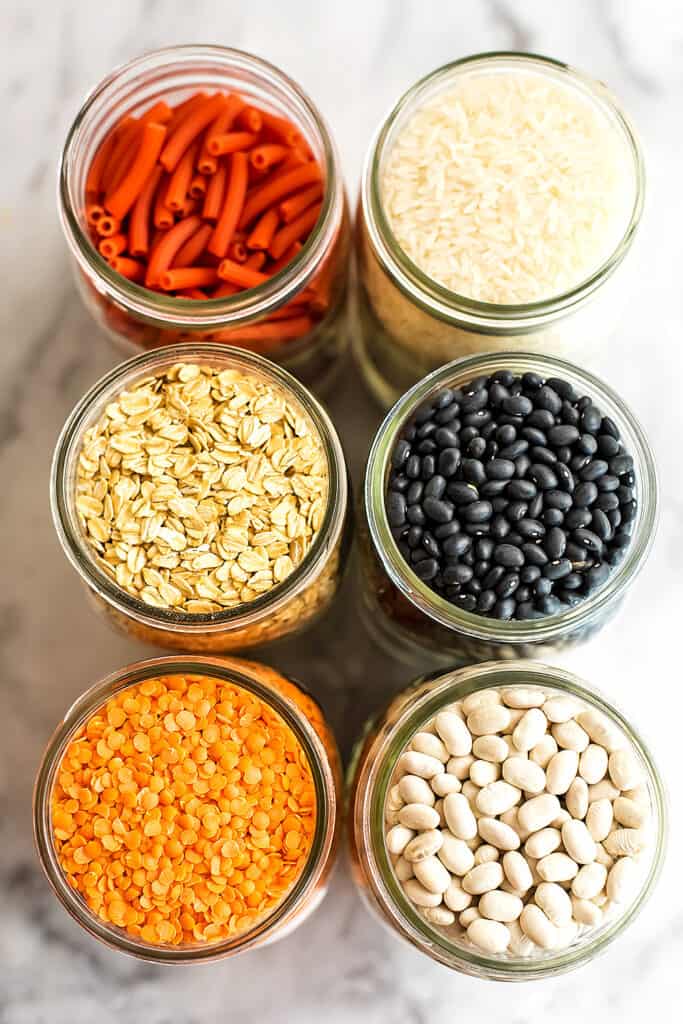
[{"left": 51, "top": 673, "right": 316, "bottom": 945}]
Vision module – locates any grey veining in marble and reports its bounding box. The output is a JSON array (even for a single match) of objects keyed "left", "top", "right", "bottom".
[{"left": 1, "top": 1, "right": 682, "bottom": 1021}]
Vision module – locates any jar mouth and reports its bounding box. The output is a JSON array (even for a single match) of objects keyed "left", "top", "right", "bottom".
[
  {"left": 363, "top": 51, "right": 645, "bottom": 327},
  {"left": 359, "top": 661, "right": 667, "bottom": 979},
  {"left": 58, "top": 44, "right": 342, "bottom": 329},
  {"left": 365, "top": 351, "right": 658, "bottom": 644},
  {"left": 33, "top": 654, "right": 337, "bottom": 963},
  {"left": 50, "top": 342, "right": 348, "bottom": 633}
]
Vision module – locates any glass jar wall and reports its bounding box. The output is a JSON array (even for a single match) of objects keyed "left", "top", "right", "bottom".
[
  {"left": 51, "top": 343, "right": 351, "bottom": 653},
  {"left": 347, "top": 661, "right": 666, "bottom": 980},
  {"left": 361, "top": 352, "right": 657, "bottom": 668},
  {"left": 34, "top": 655, "right": 342, "bottom": 963},
  {"left": 58, "top": 45, "right": 350, "bottom": 393},
  {"left": 355, "top": 53, "right": 645, "bottom": 408}
]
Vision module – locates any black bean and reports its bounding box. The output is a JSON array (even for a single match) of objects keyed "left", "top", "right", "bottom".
[
  {"left": 407, "top": 505, "right": 426, "bottom": 525},
  {"left": 463, "top": 411, "right": 492, "bottom": 430},
  {"left": 468, "top": 579, "right": 482, "bottom": 596},
  {"left": 489, "top": 382, "right": 509, "bottom": 406},
  {"left": 493, "top": 598, "right": 516, "bottom": 620},
  {"left": 565, "top": 542, "right": 588, "bottom": 564},
  {"left": 499, "top": 439, "right": 528, "bottom": 460},
  {"left": 529, "top": 464, "right": 558, "bottom": 490},
  {"left": 561, "top": 572, "right": 582, "bottom": 590},
  {"left": 574, "top": 481, "right": 598, "bottom": 507},
  {"left": 617, "top": 485, "right": 633, "bottom": 503},
  {"left": 607, "top": 509, "right": 622, "bottom": 530},
  {"left": 560, "top": 402, "right": 580, "bottom": 427},
  {"left": 530, "top": 446, "right": 557, "bottom": 466},
  {"left": 477, "top": 589, "right": 497, "bottom": 613},
  {"left": 522, "top": 427, "right": 547, "bottom": 446},
  {"left": 424, "top": 475, "right": 446, "bottom": 499},
  {"left": 597, "top": 474, "right": 619, "bottom": 492},
  {"left": 579, "top": 459, "right": 609, "bottom": 481},
  {"left": 435, "top": 426, "right": 460, "bottom": 448},
  {"left": 622, "top": 501, "right": 637, "bottom": 523},
  {"left": 443, "top": 534, "right": 472, "bottom": 557},
  {"left": 538, "top": 594, "right": 563, "bottom": 615},
  {"left": 475, "top": 538, "right": 495, "bottom": 560},
  {"left": 407, "top": 526, "right": 423, "bottom": 548},
  {"left": 392, "top": 440, "right": 410, "bottom": 468},
  {"left": 387, "top": 492, "right": 406, "bottom": 526},
  {"left": 422, "top": 532, "right": 440, "bottom": 558},
  {"left": 434, "top": 403, "right": 460, "bottom": 426},
  {"left": 497, "top": 424, "right": 517, "bottom": 445},
  {"left": 493, "top": 544, "right": 525, "bottom": 569},
  {"left": 517, "top": 602, "right": 537, "bottom": 619},
  {"left": 416, "top": 439, "right": 437, "bottom": 454},
  {"left": 487, "top": 458, "right": 516, "bottom": 480},
  {"left": 554, "top": 463, "right": 575, "bottom": 492},
  {"left": 467, "top": 436, "right": 487, "bottom": 459},
  {"left": 461, "top": 389, "right": 489, "bottom": 413},
  {"left": 506, "top": 501, "right": 528, "bottom": 523},
  {"left": 573, "top": 528, "right": 603, "bottom": 555},
  {"left": 610, "top": 454, "right": 634, "bottom": 476},
  {"left": 570, "top": 454, "right": 590, "bottom": 473},
  {"left": 480, "top": 422, "right": 497, "bottom": 440},
  {"left": 585, "top": 562, "right": 610, "bottom": 591},
  {"left": 406, "top": 455, "right": 420, "bottom": 479},
  {"left": 548, "top": 424, "right": 580, "bottom": 446},
  {"left": 462, "top": 459, "right": 487, "bottom": 486},
  {"left": 527, "top": 493, "right": 544, "bottom": 519},
  {"left": 474, "top": 560, "right": 491, "bottom": 579},
  {"left": 447, "top": 481, "right": 478, "bottom": 505},
  {"left": 577, "top": 434, "right": 598, "bottom": 456},
  {"left": 434, "top": 388, "right": 456, "bottom": 409},
  {"left": 601, "top": 416, "right": 620, "bottom": 440},
  {"left": 491, "top": 515, "right": 511, "bottom": 540},
  {"left": 597, "top": 434, "right": 620, "bottom": 457},
  {"left": 414, "top": 402, "right": 434, "bottom": 424},
  {"left": 453, "top": 593, "right": 478, "bottom": 611},
  {"left": 580, "top": 405, "right": 602, "bottom": 433},
  {"left": 503, "top": 394, "right": 533, "bottom": 417},
  {"left": 543, "top": 508, "right": 565, "bottom": 527},
  {"left": 434, "top": 521, "right": 459, "bottom": 539},
  {"left": 459, "top": 426, "right": 479, "bottom": 445},
  {"left": 545, "top": 490, "right": 573, "bottom": 511},
  {"left": 479, "top": 480, "right": 509, "bottom": 498},
  {"left": 483, "top": 566, "right": 506, "bottom": 589},
  {"left": 534, "top": 578, "right": 553, "bottom": 597},
  {"left": 556, "top": 446, "right": 572, "bottom": 465},
  {"left": 420, "top": 455, "right": 436, "bottom": 480},
  {"left": 522, "top": 372, "right": 543, "bottom": 391},
  {"left": 523, "top": 543, "right": 548, "bottom": 567},
  {"left": 564, "top": 508, "right": 592, "bottom": 531},
  {"left": 443, "top": 564, "right": 474, "bottom": 584},
  {"left": 497, "top": 573, "right": 520, "bottom": 598},
  {"left": 596, "top": 492, "right": 619, "bottom": 511},
  {"left": 521, "top": 565, "right": 541, "bottom": 583},
  {"left": 416, "top": 420, "right": 436, "bottom": 439},
  {"left": 517, "top": 518, "right": 546, "bottom": 541},
  {"left": 407, "top": 481, "right": 424, "bottom": 504},
  {"left": 591, "top": 509, "right": 612, "bottom": 541},
  {"left": 544, "top": 526, "right": 567, "bottom": 559},
  {"left": 463, "top": 500, "right": 493, "bottom": 524},
  {"left": 390, "top": 472, "right": 409, "bottom": 493},
  {"left": 544, "top": 558, "right": 573, "bottom": 581},
  {"left": 438, "top": 448, "right": 461, "bottom": 477},
  {"left": 612, "top": 530, "right": 632, "bottom": 548},
  {"left": 464, "top": 521, "right": 491, "bottom": 536},
  {"left": 414, "top": 558, "right": 438, "bottom": 580},
  {"left": 514, "top": 454, "right": 532, "bottom": 478},
  {"left": 535, "top": 386, "right": 562, "bottom": 415},
  {"left": 423, "top": 497, "right": 454, "bottom": 523}
]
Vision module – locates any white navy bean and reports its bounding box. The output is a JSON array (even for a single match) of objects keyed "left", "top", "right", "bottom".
[
  {"left": 444, "top": 877, "right": 472, "bottom": 912},
  {"left": 399, "top": 775, "right": 435, "bottom": 806},
  {"left": 546, "top": 749, "right": 579, "bottom": 795},
  {"left": 571, "top": 862, "right": 607, "bottom": 900},
  {"left": 551, "top": 808, "right": 571, "bottom": 828},
  {"left": 502, "top": 756, "right": 546, "bottom": 795},
  {"left": 508, "top": 920, "right": 536, "bottom": 955},
  {"left": 608, "top": 749, "right": 642, "bottom": 791},
  {"left": 623, "top": 783, "right": 649, "bottom": 806},
  {"left": 594, "top": 843, "right": 615, "bottom": 869},
  {"left": 438, "top": 832, "right": 475, "bottom": 876},
  {"left": 502, "top": 687, "right": 547, "bottom": 709},
  {"left": 502, "top": 851, "right": 534, "bottom": 893},
  {"left": 576, "top": 709, "right": 623, "bottom": 753},
  {"left": 543, "top": 696, "right": 580, "bottom": 723},
  {"left": 459, "top": 907, "right": 480, "bottom": 927},
  {"left": 434, "top": 798, "right": 445, "bottom": 827},
  {"left": 579, "top": 744, "right": 608, "bottom": 784},
  {"left": 586, "top": 799, "right": 613, "bottom": 842},
  {"left": 431, "top": 773, "right": 462, "bottom": 797},
  {"left": 512, "top": 708, "right": 548, "bottom": 752},
  {"left": 566, "top": 778, "right": 589, "bottom": 820},
  {"left": 386, "top": 824, "right": 414, "bottom": 855},
  {"left": 530, "top": 734, "right": 558, "bottom": 768},
  {"left": 607, "top": 857, "right": 637, "bottom": 903},
  {"left": 524, "top": 827, "right": 562, "bottom": 859},
  {"left": 447, "top": 755, "right": 474, "bottom": 780},
  {"left": 537, "top": 853, "right": 579, "bottom": 882},
  {"left": 474, "top": 843, "right": 500, "bottom": 865},
  {"left": 385, "top": 808, "right": 400, "bottom": 827},
  {"left": 398, "top": 751, "right": 444, "bottom": 779},
  {"left": 398, "top": 803, "right": 441, "bottom": 831},
  {"left": 403, "top": 878, "right": 443, "bottom": 908},
  {"left": 462, "top": 861, "right": 505, "bottom": 895},
  {"left": 411, "top": 731, "right": 449, "bottom": 762},
  {"left": 461, "top": 780, "right": 481, "bottom": 805},
  {"left": 571, "top": 897, "right": 603, "bottom": 927},
  {"left": 477, "top": 781, "right": 521, "bottom": 816},
  {"left": 435, "top": 711, "right": 472, "bottom": 757},
  {"left": 604, "top": 827, "right": 648, "bottom": 857},
  {"left": 478, "top": 817, "right": 521, "bottom": 851},
  {"left": 502, "top": 707, "right": 525, "bottom": 734},
  {"left": 404, "top": 829, "right": 444, "bottom": 862},
  {"left": 443, "top": 792, "right": 478, "bottom": 840},
  {"left": 554, "top": 920, "right": 579, "bottom": 949},
  {"left": 472, "top": 735, "right": 509, "bottom": 763},
  {"left": 470, "top": 759, "right": 500, "bottom": 787},
  {"left": 613, "top": 796, "right": 648, "bottom": 828},
  {"left": 551, "top": 720, "right": 590, "bottom": 752},
  {"left": 588, "top": 779, "right": 620, "bottom": 803},
  {"left": 562, "top": 819, "right": 597, "bottom": 864},
  {"left": 423, "top": 906, "right": 456, "bottom": 927},
  {"left": 520, "top": 904, "right": 558, "bottom": 949},
  {"left": 534, "top": 882, "right": 573, "bottom": 927},
  {"left": 467, "top": 704, "right": 511, "bottom": 736},
  {"left": 518, "top": 793, "right": 561, "bottom": 834},
  {"left": 394, "top": 856, "right": 414, "bottom": 881},
  {"left": 479, "top": 890, "right": 524, "bottom": 923},
  {"left": 414, "top": 855, "right": 452, "bottom": 894},
  {"left": 467, "top": 918, "right": 511, "bottom": 953},
  {"left": 386, "top": 784, "right": 404, "bottom": 811},
  {"left": 462, "top": 689, "right": 501, "bottom": 715}
]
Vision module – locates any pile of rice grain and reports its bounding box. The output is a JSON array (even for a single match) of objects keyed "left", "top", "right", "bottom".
[{"left": 381, "top": 71, "right": 635, "bottom": 305}]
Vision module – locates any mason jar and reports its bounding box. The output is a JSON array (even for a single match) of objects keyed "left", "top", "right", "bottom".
[
  {"left": 51, "top": 342, "right": 350, "bottom": 652},
  {"left": 58, "top": 45, "right": 350, "bottom": 393},
  {"left": 348, "top": 660, "right": 666, "bottom": 980},
  {"left": 361, "top": 352, "right": 657, "bottom": 668},
  {"left": 34, "top": 654, "right": 341, "bottom": 962},
  {"left": 355, "top": 52, "right": 645, "bottom": 408}
]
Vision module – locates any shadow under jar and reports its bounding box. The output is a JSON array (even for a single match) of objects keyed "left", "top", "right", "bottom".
[
  {"left": 347, "top": 660, "right": 666, "bottom": 981},
  {"left": 51, "top": 342, "right": 350, "bottom": 653},
  {"left": 34, "top": 654, "right": 342, "bottom": 963},
  {"left": 360, "top": 352, "right": 657, "bottom": 668},
  {"left": 355, "top": 52, "right": 645, "bottom": 408},
  {"left": 58, "top": 45, "right": 350, "bottom": 393}
]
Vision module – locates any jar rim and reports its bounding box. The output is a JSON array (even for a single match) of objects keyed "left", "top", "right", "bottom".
[
  {"left": 58, "top": 44, "right": 343, "bottom": 329},
  {"left": 33, "top": 654, "right": 338, "bottom": 963},
  {"left": 365, "top": 351, "right": 658, "bottom": 645},
  {"left": 353, "top": 660, "right": 667, "bottom": 980},
  {"left": 50, "top": 342, "right": 348, "bottom": 634},
  {"left": 362, "top": 51, "right": 646, "bottom": 328}
]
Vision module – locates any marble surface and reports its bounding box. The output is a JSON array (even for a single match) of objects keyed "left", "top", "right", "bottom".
[{"left": 1, "top": 1, "right": 682, "bottom": 1020}]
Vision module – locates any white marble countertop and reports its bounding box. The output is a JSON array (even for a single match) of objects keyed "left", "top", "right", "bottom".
[{"left": 2, "top": 1, "right": 682, "bottom": 1021}]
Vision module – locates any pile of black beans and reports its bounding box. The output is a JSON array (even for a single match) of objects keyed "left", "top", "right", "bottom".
[{"left": 386, "top": 371, "right": 637, "bottom": 621}]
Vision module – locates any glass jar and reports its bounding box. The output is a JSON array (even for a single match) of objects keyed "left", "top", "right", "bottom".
[
  {"left": 34, "top": 654, "right": 341, "bottom": 962},
  {"left": 348, "top": 660, "right": 666, "bottom": 980},
  {"left": 355, "top": 52, "right": 645, "bottom": 408},
  {"left": 361, "top": 352, "right": 657, "bottom": 668},
  {"left": 58, "top": 45, "right": 350, "bottom": 393},
  {"left": 51, "top": 342, "right": 351, "bottom": 652}
]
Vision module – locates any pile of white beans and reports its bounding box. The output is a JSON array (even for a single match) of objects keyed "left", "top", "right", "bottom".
[{"left": 385, "top": 685, "right": 653, "bottom": 956}]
